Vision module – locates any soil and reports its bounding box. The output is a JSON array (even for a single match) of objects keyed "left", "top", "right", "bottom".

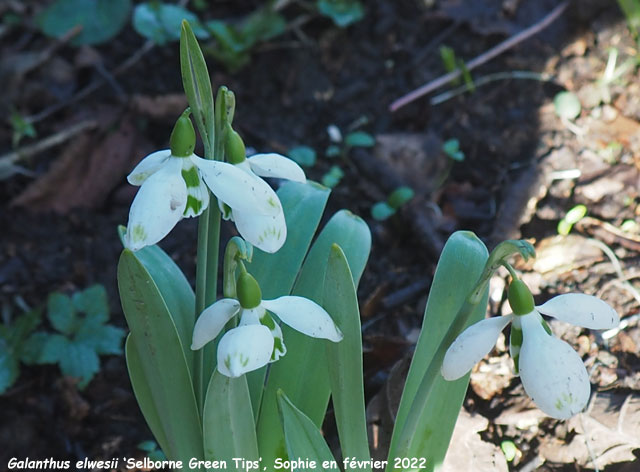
[{"left": 1, "top": 1, "right": 639, "bottom": 471}]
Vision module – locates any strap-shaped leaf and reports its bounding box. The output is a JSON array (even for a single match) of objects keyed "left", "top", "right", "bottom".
[
  {"left": 118, "top": 250, "right": 203, "bottom": 462},
  {"left": 203, "top": 371, "right": 259, "bottom": 464},
  {"left": 134, "top": 243, "right": 196, "bottom": 376},
  {"left": 386, "top": 231, "right": 489, "bottom": 471},
  {"left": 247, "top": 181, "right": 331, "bottom": 298},
  {"left": 277, "top": 390, "right": 336, "bottom": 471},
  {"left": 257, "top": 210, "right": 371, "bottom": 466},
  {"left": 245, "top": 180, "right": 330, "bottom": 413},
  {"left": 180, "top": 20, "right": 215, "bottom": 154},
  {"left": 324, "top": 244, "right": 371, "bottom": 470}
]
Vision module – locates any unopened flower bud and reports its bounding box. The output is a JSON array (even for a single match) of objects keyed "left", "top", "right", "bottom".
[
  {"left": 169, "top": 112, "right": 196, "bottom": 157},
  {"left": 508, "top": 279, "right": 534, "bottom": 316},
  {"left": 225, "top": 125, "right": 246, "bottom": 164},
  {"left": 236, "top": 272, "right": 262, "bottom": 309}
]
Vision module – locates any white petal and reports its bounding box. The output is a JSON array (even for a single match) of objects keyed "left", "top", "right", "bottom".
[
  {"left": 261, "top": 296, "right": 342, "bottom": 342},
  {"left": 217, "top": 325, "right": 274, "bottom": 378},
  {"left": 125, "top": 158, "right": 187, "bottom": 251},
  {"left": 181, "top": 158, "right": 210, "bottom": 217},
  {"left": 537, "top": 294, "right": 619, "bottom": 330},
  {"left": 268, "top": 318, "right": 287, "bottom": 361},
  {"left": 247, "top": 153, "right": 307, "bottom": 183},
  {"left": 127, "top": 150, "right": 172, "bottom": 185},
  {"left": 192, "top": 156, "right": 281, "bottom": 216},
  {"left": 519, "top": 312, "right": 591, "bottom": 419},
  {"left": 191, "top": 299, "right": 241, "bottom": 350},
  {"left": 441, "top": 315, "right": 513, "bottom": 381},
  {"left": 238, "top": 306, "right": 266, "bottom": 326},
  {"left": 231, "top": 206, "right": 287, "bottom": 253}
]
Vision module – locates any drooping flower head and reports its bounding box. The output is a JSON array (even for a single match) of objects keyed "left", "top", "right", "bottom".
[
  {"left": 125, "top": 112, "right": 306, "bottom": 253},
  {"left": 191, "top": 270, "right": 342, "bottom": 377},
  {"left": 441, "top": 278, "right": 619, "bottom": 419}
]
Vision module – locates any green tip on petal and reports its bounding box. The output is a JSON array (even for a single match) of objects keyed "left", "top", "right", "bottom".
[
  {"left": 225, "top": 125, "right": 246, "bottom": 164},
  {"left": 170, "top": 113, "right": 196, "bottom": 157},
  {"left": 236, "top": 272, "right": 262, "bottom": 309},
  {"left": 508, "top": 279, "right": 534, "bottom": 316}
]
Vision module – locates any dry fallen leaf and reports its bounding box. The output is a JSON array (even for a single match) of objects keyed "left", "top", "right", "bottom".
[
  {"left": 11, "top": 110, "right": 139, "bottom": 213},
  {"left": 441, "top": 408, "right": 508, "bottom": 472},
  {"left": 539, "top": 392, "right": 640, "bottom": 468}
]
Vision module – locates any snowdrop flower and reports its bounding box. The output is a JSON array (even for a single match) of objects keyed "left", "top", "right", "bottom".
[
  {"left": 441, "top": 279, "right": 619, "bottom": 419},
  {"left": 191, "top": 271, "right": 342, "bottom": 378},
  {"left": 125, "top": 113, "right": 305, "bottom": 253},
  {"left": 218, "top": 126, "right": 306, "bottom": 253}
]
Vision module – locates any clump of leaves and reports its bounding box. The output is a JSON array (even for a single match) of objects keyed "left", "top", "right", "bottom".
[
  {"left": 0, "top": 285, "right": 126, "bottom": 392},
  {"left": 34, "top": 285, "right": 125, "bottom": 389},
  {"left": 371, "top": 186, "right": 415, "bottom": 221},
  {"left": 317, "top": 0, "right": 365, "bottom": 27},
  {"left": 205, "top": 6, "right": 286, "bottom": 72}
]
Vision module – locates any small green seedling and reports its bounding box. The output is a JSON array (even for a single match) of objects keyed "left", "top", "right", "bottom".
[
  {"left": 30, "top": 285, "right": 125, "bottom": 389},
  {"left": 138, "top": 440, "right": 167, "bottom": 461},
  {"left": 322, "top": 165, "right": 344, "bottom": 188},
  {"left": 371, "top": 186, "right": 415, "bottom": 221},
  {"left": 557, "top": 204, "right": 587, "bottom": 235},
  {"left": 344, "top": 130, "right": 375, "bottom": 148},
  {"left": 317, "top": 0, "right": 365, "bottom": 27},
  {"left": 288, "top": 146, "right": 317, "bottom": 167},
  {"left": 10, "top": 109, "right": 36, "bottom": 148},
  {"left": 554, "top": 91, "right": 581, "bottom": 120},
  {"left": 439, "top": 45, "right": 475, "bottom": 92},
  {"left": 500, "top": 440, "right": 519, "bottom": 462},
  {"left": 442, "top": 139, "right": 465, "bottom": 162}
]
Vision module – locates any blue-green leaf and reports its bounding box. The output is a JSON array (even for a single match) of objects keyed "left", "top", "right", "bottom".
[
  {"left": 37, "top": 0, "right": 131, "bottom": 46},
  {"left": 72, "top": 284, "right": 109, "bottom": 323},
  {"left": 277, "top": 390, "right": 336, "bottom": 471},
  {"left": 47, "top": 292, "right": 76, "bottom": 335},
  {"left": 324, "top": 245, "right": 370, "bottom": 470},
  {"left": 118, "top": 250, "right": 203, "bottom": 463},
  {"left": 202, "top": 371, "right": 259, "bottom": 464},
  {"left": 386, "top": 231, "right": 489, "bottom": 472},
  {"left": 257, "top": 210, "right": 371, "bottom": 466},
  {"left": 134, "top": 3, "right": 207, "bottom": 45}
]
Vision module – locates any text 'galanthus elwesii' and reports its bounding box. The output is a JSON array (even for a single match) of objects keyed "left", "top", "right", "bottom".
[{"left": 441, "top": 279, "right": 619, "bottom": 419}]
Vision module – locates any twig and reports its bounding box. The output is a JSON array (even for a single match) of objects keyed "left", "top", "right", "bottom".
[
  {"left": 0, "top": 119, "right": 97, "bottom": 167},
  {"left": 390, "top": 0, "right": 569, "bottom": 112}
]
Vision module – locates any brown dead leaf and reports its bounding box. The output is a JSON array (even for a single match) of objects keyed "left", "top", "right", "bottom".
[
  {"left": 11, "top": 111, "right": 139, "bottom": 213},
  {"left": 539, "top": 392, "right": 640, "bottom": 468},
  {"left": 441, "top": 409, "right": 508, "bottom": 472}
]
